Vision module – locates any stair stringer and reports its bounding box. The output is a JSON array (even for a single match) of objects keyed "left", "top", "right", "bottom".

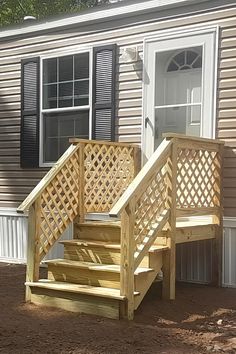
[{"left": 134, "top": 251, "right": 165, "bottom": 310}]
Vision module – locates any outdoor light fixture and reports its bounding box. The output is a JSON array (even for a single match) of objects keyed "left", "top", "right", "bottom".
[{"left": 120, "top": 46, "right": 139, "bottom": 62}]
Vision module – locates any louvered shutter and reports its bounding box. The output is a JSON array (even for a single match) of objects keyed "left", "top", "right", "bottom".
[
  {"left": 92, "top": 45, "right": 116, "bottom": 141},
  {"left": 20, "top": 57, "right": 40, "bottom": 168}
]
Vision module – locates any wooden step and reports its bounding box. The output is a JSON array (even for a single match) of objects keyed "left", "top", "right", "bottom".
[
  {"left": 26, "top": 279, "right": 127, "bottom": 300},
  {"left": 61, "top": 239, "right": 168, "bottom": 266},
  {"left": 74, "top": 221, "right": 121, "bottom": 242},
  {"left": 44, "top": 259, "right": 153, "bottom": 289},
  {"left": 26, "top": 280, "right": 134, "bottom": 319}
]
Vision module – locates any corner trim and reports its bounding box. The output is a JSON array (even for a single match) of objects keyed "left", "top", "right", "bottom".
[{"left": 223, "top": 217, "right": 236, "bottom": 228}]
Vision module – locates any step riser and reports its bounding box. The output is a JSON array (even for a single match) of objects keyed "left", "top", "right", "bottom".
[
  {"left": 30, "top": 287, "right": 121, "bottom": 319},
  {"left": 74, "top": 224, "right": 120, "bottom": 242},
  {"left": 64, "top": 245, "right": 121, "bottom": 265},
  {"left": 48, "top": 265, "right": 120, "bottom": 289},
  {"left": 63, "top": 245, "right": 150, "bottom": 267}
]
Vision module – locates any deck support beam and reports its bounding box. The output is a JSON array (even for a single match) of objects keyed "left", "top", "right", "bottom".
[
  {"left": 162, "top": 139, "right": 177, "bottom": 300},
  {"left": 25, "top": 199, "right": 41, "bottom": 302}
]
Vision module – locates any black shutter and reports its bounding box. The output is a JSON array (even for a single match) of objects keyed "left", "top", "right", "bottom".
[
  {"left": 20, "top": 57, "right": 40, "bottom": 168},
  {"left": 92, "top": 45, "right": 116, "bottom": 141}
]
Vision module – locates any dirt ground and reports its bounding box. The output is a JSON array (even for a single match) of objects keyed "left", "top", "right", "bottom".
[{"left": 0, "top": 263, "right": 235, "bottom": 354}]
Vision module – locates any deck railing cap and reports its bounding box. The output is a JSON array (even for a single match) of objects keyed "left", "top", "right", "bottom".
[{"left": 163, "top": 133, "right": 225, "bottom": 145}]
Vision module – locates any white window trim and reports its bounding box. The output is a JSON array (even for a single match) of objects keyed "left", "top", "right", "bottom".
[
  {"left": 141, "top": 25, "right": 219, "bottom": 161},
  {"left": 39, "top": 47, "right": 93, "bottom": 167}
]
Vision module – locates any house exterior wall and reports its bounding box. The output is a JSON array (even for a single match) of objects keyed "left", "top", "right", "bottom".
[{"left": 0, "top": 2, "right": 235, "bottom": 215}]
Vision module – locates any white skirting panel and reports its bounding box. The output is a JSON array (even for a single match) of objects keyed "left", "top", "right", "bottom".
[
  {"left": 0, "top": 209, "right": 73, "bottom": 264},
  {"left": 222, "top": 219, "right": 236, "bottom": 288},
  {"left": 0, "top": 211, "right": 28, "bottom": 263},
  {"left": 176, "top": 239, "right": 213, "bottom": 284}
]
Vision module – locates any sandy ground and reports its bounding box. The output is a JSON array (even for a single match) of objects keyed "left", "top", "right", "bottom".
[{"left": 0, "top": 262, "right": 235, "bottom": 354}]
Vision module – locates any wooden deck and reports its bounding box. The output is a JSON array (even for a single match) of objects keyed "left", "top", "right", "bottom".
[{"left": 17, "top": 134, "right": 224, "bottom": 320}]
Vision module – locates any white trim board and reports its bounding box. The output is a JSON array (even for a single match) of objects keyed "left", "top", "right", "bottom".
[
  {"left": 223, "top": 217, "right": 236, "bottom": 228},
  {"left": 142, "top": 25, "right": 218, "bottom": 160},
  {"left": 0, "top": 0, "right": 212, "bottom": 40},
  {"left": 39, "top": 48, "right": 93, "bottom": 168}
]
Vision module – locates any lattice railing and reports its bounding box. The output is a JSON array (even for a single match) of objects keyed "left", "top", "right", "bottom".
[
  {"left": 110, "top": 133, "right": 224, "bottom": 319},
  {"left": 83, "top": 141, "right": 137, "bottom": 213},
  {"left": 176, "top": 146, "right": 221, "bottom": 211},
  {"left": 17, "top": 139, "right": 139, "bottom": 283},
  {"left": 133, "top": 154, "right": 171, "bottom": 267}
]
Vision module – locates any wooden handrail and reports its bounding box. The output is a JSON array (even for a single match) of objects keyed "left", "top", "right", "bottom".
[
  {"left": 17, "top": 144, "right": 79, "bottom": 213},
  {"left": 163, "top": 133, "right": 224, "bottom": 145},
  {"left": 69, "top": 138, "right": 139, "bottom": 148},
  {"left": 109, "top": 138, "right": 172, "bottom": 217}
]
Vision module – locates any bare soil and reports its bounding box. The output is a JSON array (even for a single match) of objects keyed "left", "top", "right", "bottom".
[{"left": 0, "top": 263, "right": 235, "bottom": 354}]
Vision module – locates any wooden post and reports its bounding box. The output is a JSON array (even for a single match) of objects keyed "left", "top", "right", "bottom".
[
  {"left": 212, "top": 144, "right": 224, "bottom": 287},
  {"left": 120, "top": 201, "right": 135, "bottom": 320},
  {"left": 25, "top": 198, "right": 41, "bottom": 301},
  {"left": 78, "top": 142, "right": 85, "bottom": 224},
  {"left": 133, "top": 146, "right": 141, "bottom": 177},
  {"left": 162, "top": 138, "right": 177, "bottom": 300}
]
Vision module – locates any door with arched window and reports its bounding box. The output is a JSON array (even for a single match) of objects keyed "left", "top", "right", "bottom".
[
  {"left": 155, "top": 48, "right": 202, "bottom": 147},
  {"left": 143, "top": 29, "right": 217, "bottom": 160}
]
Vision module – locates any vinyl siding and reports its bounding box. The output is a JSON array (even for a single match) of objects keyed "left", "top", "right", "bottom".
[{"left": 0, "top": 3, "right": 235, "bottom": 214}]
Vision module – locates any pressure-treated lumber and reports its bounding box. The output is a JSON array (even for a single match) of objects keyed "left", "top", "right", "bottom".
[
  {"left": 26, "top": 280, "right": 128, "bottom": 300},
  {"left": 162, "top": 139, "right": 177, "bottom": 301},
  {"left": 25, "top": 199, "right": 41, "bottom": 302},
  {"left": 175, "top": 224, "right": 216, "bottom": 244},
  {"left": 17, "top": 144, "right": 79, "bottom": 213},
  {"left": 74, "top": 221, "right": 121, "bottom": 241},
  {"left": 120, "top": 201, "right": 135, "bottom": 320},
  {"left": 21, "top": 135, "right": 224, "bottom": 320},
  {"left": 109, "top": 139, "right": 172, "bottom": 217}
]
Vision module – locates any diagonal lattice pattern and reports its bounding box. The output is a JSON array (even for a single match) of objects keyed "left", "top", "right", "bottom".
[
  {"left": 133, "top": 157, "right": 171, "bottom": 256},
  {"left": 36, "top": 141, "right": 136, "bottom": 260},
  {"left": 84, "top": 143, "right": 136, "bottom": 212},
  {"left": 38, "top": 149, "right": 80, "bottom": 260},
  {"left": 176, "top": 148, "right": 221, "bottom": 209}
]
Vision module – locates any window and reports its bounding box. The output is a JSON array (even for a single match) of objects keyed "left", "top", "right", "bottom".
[
  {"left": 154, "top": 47, "right": 203, "bottom": 147},
  {"left": 167, "top": 49, "right": 202, "bottom": 72},
  {"left": 41, "top": 52, "right": 90, "bottom": 163}
]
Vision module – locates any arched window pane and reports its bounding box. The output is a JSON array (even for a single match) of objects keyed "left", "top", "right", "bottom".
[{"left": 167, "top": 50, "right": 202, "bottom": 72}]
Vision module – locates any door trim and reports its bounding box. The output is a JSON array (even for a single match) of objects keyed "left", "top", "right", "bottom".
[{"left": 142, "top": 25, "right": 219, "bottom": 162}]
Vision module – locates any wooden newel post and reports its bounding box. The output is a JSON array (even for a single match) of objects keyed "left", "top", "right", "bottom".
[
  {"left": 78, "top": 142, "right": 85, "bottom": 223},
  {"left": 120, "top": 201, "right": 135, "bottom": 320},
  {"left": 133, "top": 146, "right": 141, "bottom": 177},
  {"left": 162, "top": 138, "right": 177, "bottom": 300},
  {"left": 25, "top": 198, "right": 41, "bottom": 301},
  {"left": 212, "top": 143, "right": 224, "bottom": 286}
]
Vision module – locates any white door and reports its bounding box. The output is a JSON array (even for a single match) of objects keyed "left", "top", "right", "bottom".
[{"left": 143, "top": 28, "right": 217, "bottom": 160}]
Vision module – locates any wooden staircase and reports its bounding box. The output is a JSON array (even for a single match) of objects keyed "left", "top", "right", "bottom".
[
  {"left": 26, "top": 220, "right": 168, "bottom": 319},
  {"left": 17, "top": 135, "right": 224, "bottom": 320}
]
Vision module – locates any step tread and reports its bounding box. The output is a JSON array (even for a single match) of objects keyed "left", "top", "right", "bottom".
[
  {"left": 26, "top": 279, "right": 135, "bottom": 300},
  {"left": 44, "top": 259, "right": 154, "bottom": 275},
  {"left": 61, "top": 239, "right": 169, "bottom": 252},
  {"left": 76, "top": 221, "right": 121, "bottom": 228}
]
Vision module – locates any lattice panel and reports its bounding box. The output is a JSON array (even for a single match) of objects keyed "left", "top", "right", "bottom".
[
  {"left": 133, "top": 159, "right": 170, "bottom": 255},
  {"left": 38, "top": 149, "right": 80, "bottom": 260},
  {"left": 83, "top": 143, "right": 135, "bottom": 212},
  {"left": 176, "top": 148, "right": 220, "bottom": 209}
]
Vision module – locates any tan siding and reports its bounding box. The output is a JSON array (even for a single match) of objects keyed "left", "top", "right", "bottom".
[{"left": 0, "top": 4, "right": 236, "bottom": 214}]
